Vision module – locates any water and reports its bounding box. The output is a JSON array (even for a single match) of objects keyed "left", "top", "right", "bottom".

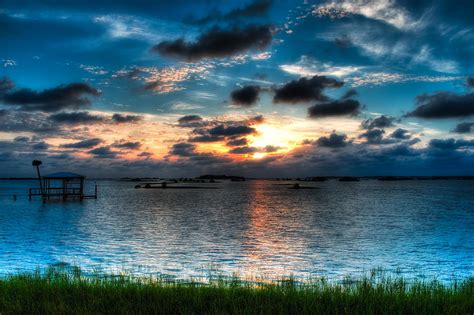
[{"left": 0, "top": 179, "right": 473, "bottom": 281}]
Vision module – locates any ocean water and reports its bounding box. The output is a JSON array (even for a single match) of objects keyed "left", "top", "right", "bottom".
[{"left": 0, "top": 179, "right": 473, "bottom": 281}]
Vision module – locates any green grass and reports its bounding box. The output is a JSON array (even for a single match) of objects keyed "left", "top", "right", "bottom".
[{"left": 0, "top": 268, "right": 472, "bottom": 314}]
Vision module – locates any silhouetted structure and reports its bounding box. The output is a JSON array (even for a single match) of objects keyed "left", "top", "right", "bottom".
[{"left": 28, "top": 172, "right": 97, "bottom": 201}]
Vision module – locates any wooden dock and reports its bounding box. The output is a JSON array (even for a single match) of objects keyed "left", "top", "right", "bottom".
[{"left": 28, "top": 172, "right": 97, "bottom": 202}]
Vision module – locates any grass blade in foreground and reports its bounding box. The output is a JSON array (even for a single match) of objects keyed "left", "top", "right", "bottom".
[{"left": 0, "top": 268, "right": 472, "bottom": 314}]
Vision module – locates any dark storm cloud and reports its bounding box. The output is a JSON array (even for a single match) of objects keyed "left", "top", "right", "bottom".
[
  {"left": 178, "top": 115, "right": 205, "bottom": 128},
  {"left": 186, "top": 115, "right": 262, "bottom": 143},
  {"left": 316, "top": 132, "right": 349, "bottom": 148},
  {"left": 170, "top": 142, "right": 196, "bottom": 157},
  {"left": 187, "top": 0, "right": 272, "bottom": 24},
  {"left": 452, "top": 122, "right": 474, "bottom": 133},
  {"left": 230, "top": 85, "right": 261, "bottom": 106},
  {"left": 359, "top": 129, "right": 386, "bottom": 144},
  {"left": 428, "top": 138, "right": 474, "bottom": 150},
  {"left": 406, "top": 92, "right": 474, "bottom": 119},
  {"left": 380, "top": 143, "right": 421, "bottom": 158},
  {"left": 226, "top": 138, "right": 248, "bottom": 147},
  {"left": 273, "top": 75, "right": 344, "bottom": 104},
  {"left": 88, "top": 146, "right": 118, "bottom": 158},
  {"left": 308, "top": 99, "right": 361, "bottom": 118},
  {"left": 137, "top": 151, "right": 153, "bottom": 158},
  {"left": 0, "top": 110, "right": 60, "bottom": 134},
  {"left": 390, "top": 128, "right": 411, "bottom": 140},
  {"left": 112, "top": 141, "right": 142, "bottom": 150},
  {"left": 1, "top": 82, "right": 101, "bottom": 112},
  {"left": 361, "top": 115, "right": 395, "bottom": 129},
  {"left": 228, "top": 146, "right": 258, "bottom": 154},
  {"left": 178, "top": 115, "right": 202, "bottom": 124},
  {"left": 49, "top": 111, "right": 104, "bottom": 124},
  {"left": 153, "top": 25, "right": 273, "bottom": 61},
  {"left": 209, "top": 124, "right": 256, "bottom": 136},
  {"left": 264, "top": 145, "right": 280, "bottom": 153},
  {"left": 111, "top": 113, "right": 143, "bottom": 123},
  {"left": 467, "top": 76, "right": 474, "bottom": 87},
  {"left": 189, "top": 135, "right": 223, "bottom": 143},
  {"left": 60, "top": 138, "right": 102, "bottom": 149}
]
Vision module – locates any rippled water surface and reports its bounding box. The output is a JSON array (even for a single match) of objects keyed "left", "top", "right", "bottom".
[{"left": 0, "top": 179, "right": 473, "bottom": 280}]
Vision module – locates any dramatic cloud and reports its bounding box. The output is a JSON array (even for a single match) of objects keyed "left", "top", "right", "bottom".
[
  {"left": 186, "top": 116, "right": 261, "bottom": 143},
  {"left": 390, "top": 128, "right": 411, "bottom": 140},
  {"left": 88, "top": 146, "right": 118, "bottom": 158},
  {"left": 229, "top": 146, "right": 258, "bottom": 154},
  {"left": 230, "top": 85, "right": 261, "bottom": 106},
  {"left": 361, "top": 115, "right": 395, "bottom": 129},
  {"left": 209, "top": 124, "right": 256, "bottom": 136},
  {"left": 467, "top": 76, "right": 474, "bottom": 87},
  {"left": 406, "top": 92, "right": 474, "bottom": 118},
  {"left": 452, "top": 122, "right": 474, "bottom": 133},
  {"left": 316, "top": 132, "right": 349, "bottom": 148},
  {"left": 153, "top": 25, "right": 273, "bottom": 61},
  {"left": 429, "top": 138, "right": 474, "bottom": 150},
  {"left": 170, "top": 142, "right": 196, "bottom": 157},
  {"left": 49, "top": 111, "right": 104, "bottom": 124},
  {"left": 60, "top": 138, "right": 102, "bottom": 149},
  {"left": 0, "top": 110, "right": 59, "bottom": 134},
  {"left": 263, "top": 145, "right": 280, "bottom": 153},
  {"left": 178, "top": 115, "right": 204, "bottom": 127},
  {"left": 226, "top": 138, "right": 248, "bottom": 147},
  {"left": 137, "top": 152, "right": 153, "bottom": 158},
  {"left": 359, "top": 129, "right": 386, "bottom": 144},
  {"left": 189, "top": 135, "right": 223, "bottom": 143},
  {"left": 308, "top": 99, "right": 361, "bottom": 118},
  {"left": 1, "top": 82, "right": 100, "bottom": 112},
  {"left": 112, "top": 113, "right": 143, "bottom": 123},
  {"left": 113, "top": 141, "right": 142, "bottom": 150},
  {"left": 273, "top": 75, "right": 344, "bottom": 104}
]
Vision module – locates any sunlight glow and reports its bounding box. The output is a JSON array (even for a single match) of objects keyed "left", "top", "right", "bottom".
[
  {"left": 253, "top": 152, "right": 266, "bottom": 159},
  {"left": 250, "top": 124, "right": 297, "bottom": 151}
]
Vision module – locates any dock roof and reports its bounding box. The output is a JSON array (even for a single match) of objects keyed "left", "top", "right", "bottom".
[{"left": 43, "top": 172, "right": 85, "bottom": 179}]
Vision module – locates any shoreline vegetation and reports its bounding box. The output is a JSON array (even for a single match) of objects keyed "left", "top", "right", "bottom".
[{"left": 0, "top": 268, "right": 472, "bottom": 314}]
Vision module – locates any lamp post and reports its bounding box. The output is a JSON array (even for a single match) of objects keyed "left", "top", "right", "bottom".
[{"left": 32, "top": 160, "right": 45, "bottom": 201}]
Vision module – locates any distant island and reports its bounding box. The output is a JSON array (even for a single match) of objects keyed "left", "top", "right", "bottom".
[{"left": 197, "top": 174, "right": 246, "bottom": 181}]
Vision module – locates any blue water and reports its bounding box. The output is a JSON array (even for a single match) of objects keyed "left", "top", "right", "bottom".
[{"left": 0, "top": 179, "right": 473, "bottom": 281}]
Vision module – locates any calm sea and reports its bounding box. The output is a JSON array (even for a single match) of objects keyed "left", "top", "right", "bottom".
[{"left": 0, "top": 179, "right": 472, "bottom": 281}]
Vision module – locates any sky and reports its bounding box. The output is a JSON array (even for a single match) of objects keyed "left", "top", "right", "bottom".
[{"left": 0, "top": 0, "right": 473, "bottom": 177}]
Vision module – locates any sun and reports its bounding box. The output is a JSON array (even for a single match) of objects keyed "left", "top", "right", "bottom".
[
  {"left": 253, "top": 152, "right": 266, "bottom": 159},
  {"left": 249, "top": 124, "right": 299, "bottom": 152}
]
